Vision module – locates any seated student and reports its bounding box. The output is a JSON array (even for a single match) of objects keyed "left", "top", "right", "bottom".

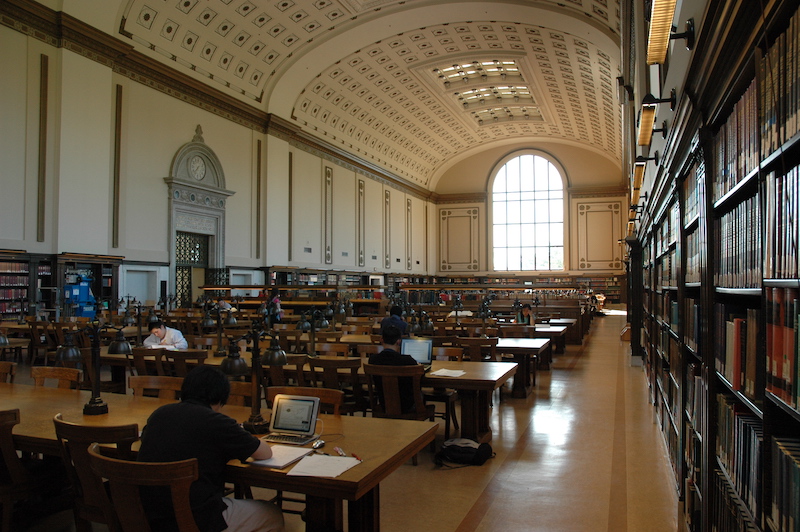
[
  {"left": 379, "top": 305, "right": 409, "bottom": 336},
  {"left": 138, "top": 366, "right": 284, "bottom": 532},
  {"left": 216, "top": 298, "right": 232, "bottom": 310},
  {"left": 516, "top": 304, "right": 533, "bottom": 325},
  {"left": 143, "top": 320, "right": 189, "bottom": 350},
  {"left": 368, "top": 325, "right": 418, "bottom": 414}
]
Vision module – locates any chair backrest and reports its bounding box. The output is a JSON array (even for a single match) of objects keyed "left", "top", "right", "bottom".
[
  {"left": 227, "top": 380, "right": 255, "bottom": 407},
  {"left": 340, "top": 324, "right": 371, "bottom": 335},
  {"left": 355, "top": 344, "right": 381, "bottom": 362},
  {"left": 87, "top": 442, "right": 200, "bottom": 532},
  {"left": 163, "top": 349, "right": 207, "bottom": 377},
  {"left": 308, "top": 356, "right": 362, "bottom": 391},
  {"left": 129, "top": 347, "right": 167, "bottom": 376},
  {"left": 313, "top": 331, "right": 343, "bottom": 343},
  {"left": 314, "top": 342, "right": 351, "bottom": 357},
  {"left": 271, "top": 323, "right": 293, "bottom": 330},
  {"left": 0, "top": 361, "right": 16, "bottom": 383},
  {"left": 499, "top": 325, "right": 533, "bottom": 338},
  {"left": 432, "top": 346, "right": 463, "bottom": 361},
  {"left": 28, "top": 321, "right": 55, "bottom": 349},
  {"left": 272, "top": 330, "right": 302, "bottom": 354},
  {"left": 0, "top": 409, "right": 28, "bottom": 485},
  {"left": 30, "top": 366, "right": 82, "bottom": 389},
  {"left": 266, "top": 386, "right": 344, "bottom": 415},
  {"left": 129, "top": 375, "right": 184, "bottom": 400},
  {"left": 53, "top": 413, "right": 139, "bottom": 526},
  {"left": 363, "top": 363, "right": 428, "bottom": 419},
  {"left": 266, "top": 353, "right": 308, "bottom": 387},
  {"left": 429, "top": 336, "right": 456, "bottom": 347},
  {"left": 456, "top": 336, "right": 499, "bottom": 361},
  {"left": 184, "top": 335, "right": 216, "bottom": 351}
]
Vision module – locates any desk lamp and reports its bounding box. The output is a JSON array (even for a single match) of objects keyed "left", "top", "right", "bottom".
[
  {"left": 532, "top": 295, "right": 541, "bottom": 323},
  {"left": 211, "top": 305, "right": 227, "bottom": 357},
  {"left": 451, "top": 295, "right": 464, "bottom": 326},
  {"left": 476, "top": 296, "right": 493, "bottom": 338},
  {"left": 296, "top": 308, "right": 320, "bottom": 356},
  {"left": 223, "top": 309, "right": 237, "bottom": 326}
]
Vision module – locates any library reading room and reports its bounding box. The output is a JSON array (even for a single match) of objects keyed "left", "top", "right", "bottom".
[{"left": 0, "top": 1, "right": 796, "bottom": 531}]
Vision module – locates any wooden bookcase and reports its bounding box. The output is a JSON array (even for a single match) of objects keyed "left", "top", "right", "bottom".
[
  {"left": 0, "top": 250, "right": 55, "bottom": 320},
  {"left": 631, "top": 1, "right": 800, "bottom": 530}
]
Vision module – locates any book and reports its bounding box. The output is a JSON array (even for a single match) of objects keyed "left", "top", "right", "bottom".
[{"left": 250, "top": 444, "right": 314, "bottom": 469}]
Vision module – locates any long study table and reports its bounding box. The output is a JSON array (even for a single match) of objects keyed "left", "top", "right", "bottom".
[
  {"left": 495, "top": 338, "right": 550, "bottom": 398},
  {"left": 1, "top": 382, "right": 436, "bottom": 532}
]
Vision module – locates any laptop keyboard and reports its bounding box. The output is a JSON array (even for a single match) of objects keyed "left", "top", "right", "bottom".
[{"left": 262, "top": 433, "right": 316, "bottom": 445}]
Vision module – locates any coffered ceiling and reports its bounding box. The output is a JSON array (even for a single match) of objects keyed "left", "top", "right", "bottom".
[{"left": 119, "top": 0, "right": 622, "bottom": 190}]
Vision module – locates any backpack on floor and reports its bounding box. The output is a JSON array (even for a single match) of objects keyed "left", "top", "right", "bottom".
[{"left": 434, "top": 438, "right": 494, "bottom": 467}]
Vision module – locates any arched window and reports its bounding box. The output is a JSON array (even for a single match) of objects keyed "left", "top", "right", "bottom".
[{"left": 492, "top": 153, "right": 564, "bottom": 271}]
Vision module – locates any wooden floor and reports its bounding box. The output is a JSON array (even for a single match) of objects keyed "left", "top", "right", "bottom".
[{"left": 21, "top": 306, "right": 679, "bottom": 532}]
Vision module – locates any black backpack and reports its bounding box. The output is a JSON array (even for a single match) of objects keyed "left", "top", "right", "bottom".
[{"left": 434, "top": 438, "right": 494, "bottom": 467}]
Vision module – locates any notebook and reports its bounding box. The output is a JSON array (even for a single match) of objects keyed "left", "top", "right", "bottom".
[
  {"left": 401, "top": 337, "right": 434, "bottom": 371},
  {"left": 261, "top": 394, "right": 321, "bottom": 445}
]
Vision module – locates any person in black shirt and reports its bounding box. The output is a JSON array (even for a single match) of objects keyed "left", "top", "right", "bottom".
[
  {"left": 137, "top": 366, "right": 284, "bottom": 532},
  {"left": 368, "top": 325, "right": 419, "bottom": 414},
  {"left": 379, "top": 305, "right": 409, "bottom": 336}
]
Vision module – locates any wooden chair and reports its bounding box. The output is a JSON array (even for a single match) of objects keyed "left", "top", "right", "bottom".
[
  {"left": 128, "top": 375, "right": 183, "bottom": 400},
  {"left": 429, "top": 335, "right": 456, "bottom": 347},
  {"left": 79, "top": 348, "right": 126, "bottom": 394},
  {"left": 340, "top": 324, "right": 371, "bottom": 335},
  {"left": 274, "top": 330, "right": 303, "bottom": 353},
  {"left": 456, "top": 336, "right": 499, "bottom": 361},
  {"left": 355, "top": 344, "right": 381, "bottom": 362},
  {"left": 266, "top": 386, "right": 344, "bottom": 415},
  {"left": 308, "top": 357, "right": 368, "bottom": 415},
  {"left": 184, "top": 335, "right": 216, "bottom": 352},
  {"left": 424, "top": 347, "right": 464, "bottom": 440},
  {"left": 87, "top": 442, "right": 200, "bottom": 532},
  {"left": 227, "top": 380, "right": 255, "bottom": 407},
  {"left": 30, "top": 366, "right": 82, "bottom": 389},
  {"left": 27, "top": 321, "right": 55, "bottom": 365},
  {"left": 127, "top": 347, "right": 167, "bottom": 376},
  {"left": 313, "top": 331, "right": 343, "bottom": 343},
  {"left": 363, "top": 363, "right": 435, "bottom": 464},
  {"left": 314, "top": 342, "right": 351, "bottom": 357},
  {"left": 0, "top": 362, "right": 15, "bottom": 383},
  {"left": 265, "top": 353, "right": 308, "bottom": 387},
  {"left": 499, "top": 325, "right": 534, "bottom": 338},
  {"left": 370, "top": 334, "right": 383, "bottom": 344},
  {"left": 53, "top": 414, "right": 139, "bottom": 532},
  {"left": 163, "top": 349, "right": 207, "bottom": 377},
  {"left": 1, "top": 409, "right": 68, "bottom": 532}
]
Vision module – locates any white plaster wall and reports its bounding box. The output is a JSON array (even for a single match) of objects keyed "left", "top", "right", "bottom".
[
  {"left": 55, "top": 51, "right": 114, "bottom": 254},
  {"left": 363, "top": 177, "right": 384, "bottom": 272},
  {"left": 290, "top": 149, "right": 323, "bottom": 266},
  {"left": 387, "top": 186, "right": 406, "bottom": 270},
  {"left": 330, "top": 165, "right": 357, "bottom": 268},
  {"left": 409, "top": 195, "right": 427, "bottom": 272},
  {"left": 264, "top": 136, "right": 290, "bottom": 267}
]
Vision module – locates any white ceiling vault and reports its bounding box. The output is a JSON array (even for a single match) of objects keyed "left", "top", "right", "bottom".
[{"left": 119, "top": 0, "right": 622, "bottom": 191}]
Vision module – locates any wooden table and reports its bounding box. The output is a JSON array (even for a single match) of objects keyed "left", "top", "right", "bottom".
[
  {"left": 423, "top": 360, "right": 516, "bottom": 443},
  {"left": 1, "top": 382, "right": 437, "bottom": 532},
  {"left": 0, "top": 337, "right": 28, "bottom": 362},
  {"left": 531, "top": 325, "right": 568, "bottom": 354},
  {"left": 495, "top": 338, "right": 551, "bottom": 397},
  {"left": 548, "top": 318, "right": 580, "bottom": 344}
]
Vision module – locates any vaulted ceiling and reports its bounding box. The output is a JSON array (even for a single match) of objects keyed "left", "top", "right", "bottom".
[{"left": 118, "top": 0, "right": 623, "bottom": 191}]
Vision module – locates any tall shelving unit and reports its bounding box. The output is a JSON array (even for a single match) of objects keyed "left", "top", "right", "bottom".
[{"left": 633, "top": 1, "right": 800, "bottom": 530}]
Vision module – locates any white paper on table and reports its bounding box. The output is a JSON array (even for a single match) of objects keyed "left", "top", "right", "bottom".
[
  {"left": 250, "top": 445, "right": 313, "bottom": 469},
  {"left": 429, "top": 369, "right": 466, "bottom": 377},
  {"left": 286, "top": 454, "right": 361, "bottom": 477}
]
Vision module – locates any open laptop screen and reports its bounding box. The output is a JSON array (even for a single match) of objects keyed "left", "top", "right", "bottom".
[
  {"left": 401, "top": 338, "right": 433, "bottom": 364},
  {"left": 269, "top": 394, "right": 320, "bottom": 436}
]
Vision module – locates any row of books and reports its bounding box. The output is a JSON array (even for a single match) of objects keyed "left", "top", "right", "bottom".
[
  {"left": 765, "top": 287, "right": 800, "bottom": 408},
  {"left": 0, "top": 276, "right": 29, "bottom": 287},
  {"left": 770, "top": 436, "right": 800, "bottom": 532},
  {"left": 0, "top": 302, "right": 24, "bottom": 313},
  {"left": 713, "top": 304, "right": 761, "bottom": 400},
  {"left": 711, "top": 470, "right": 759, "bottom": 532},
  {"left": 713, "top": 193, "right": 762, "bottom": 288},
  {"left": 685, "top": 361, "right": 706, "bottom": 433},
  {"left": 760, "top": 8, "right": 800, "bottom": 159},
  {"left": 0, "top": 262, "right": 29, "bottom": 274},
  {"left": 654, "top": 203, "right": 679, "bottom": 257},
  {"left": 712, "top": 77, "right": 759, "bottom": 202},
  {"left": 764, "top": 166, "right": 800, "bottom": 279},
  {"left": 683, "top": 297, "right": 700, "bottom": 352},
  {"left": 0, "top": 288, "right": 27, "bottom": 300},
  {"left": 685, "top": 230, "right": 701, "bottom": 284},
  {"left": 716, "top": 394, "right": 764, "bottom": 521},
  {"left": 655, "top": 249, "right": 676, "bottom": 288},
  {"left": 682, "top": 161, "right": 704, "bottom": 225}
]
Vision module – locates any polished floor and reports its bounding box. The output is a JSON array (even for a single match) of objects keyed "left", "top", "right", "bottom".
[{"left": 22, "top": 306, "right": 679, "bottom": 532}]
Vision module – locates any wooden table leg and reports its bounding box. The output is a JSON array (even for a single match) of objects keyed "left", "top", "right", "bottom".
[
  {"left": 510, "top": 351, "right": 531, "bottom": 398},
  {"left": 347, "top": 485, "right": 379, "bottom": 532},
  {"left": 305, "top": 494, "right": 344, "bottom": 532},
  {"left": 458, "top": 389, "right": 493, "bottom": 443}
]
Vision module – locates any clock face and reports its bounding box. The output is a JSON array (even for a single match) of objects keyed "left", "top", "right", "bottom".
[{"left": 189, "top": 155, "right": 206, "bottom": 180}]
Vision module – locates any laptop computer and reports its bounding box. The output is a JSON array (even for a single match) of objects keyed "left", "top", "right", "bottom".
[
  {"left": 261, "top": 394, "right": 321, "bottom": 445},
  {"left": 401, "top": 337, "right": 434, "bottom": 371}
]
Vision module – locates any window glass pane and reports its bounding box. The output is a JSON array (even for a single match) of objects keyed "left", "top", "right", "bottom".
[
  {"left": 535, "top": 247, "right": 550, "bottom": 270},
  {"left": 549, "top": 164, "right": 563, "bottom": 189},
  {"left": 493, "top": 202, "right": 506, "bottom": 224},
  {"left": 520, "top": 191, "right": 535, "bottom": 201},
  {"left": 549, "top": 199, "right": 563, "bottom": 222},
  {"left": 520, "top": 155, "right": 534, "bottom": 191},
  {"left": 507, "top": 201, "right": 521, "bottom": 224},
  {"left": 506, "top": 158, "right": 520, "bottom": 192},
  {"left": 506, "top": 192, "right": 521, "bottom": 202},
  {"left": 520, "top": 200, "right": 535, "bottom": 223},
  {"left": 535, "top": 224, "right": 550, "bottom": 246},
  {"left": 550, "top": 223, "right": 564, "bottom": 245},
  {"left": 520, "top": 224, "right": 535, "bottom": 246},
  {"left": 507, "top": 224, "right": 521, "bottom": 247},
  {"left": 534, "top": 200, "right": 549, "bottom": 223},
  {"left": 494, "top": 248, "right": 507, "bottom": 271},
  {"left": 494, "top": 167, "right": 506, "bottom": 192},
  {"left": 550, "top": 247, "right": 564, "bottom": 269},
  {"left": 506, "top": 247, "right": 521, "bottom": 270},
  {"left": 493, "top": 225, "right": 507, "bottom": 247},
  {"left": 521, "top": 247, "right": 536, "bottom": 270}
]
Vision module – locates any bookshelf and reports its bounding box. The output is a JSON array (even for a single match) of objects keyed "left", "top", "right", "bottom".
[
  {"left": 631, "top": 1, "right": 800, "bottom": 530},
  {"left": 0, "top": 251, "right": 55, "bottom": 320}
]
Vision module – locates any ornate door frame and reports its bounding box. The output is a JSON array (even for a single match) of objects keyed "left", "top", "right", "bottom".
[{"left": 164, "top": 126, "right": 234, "bottom": 299}]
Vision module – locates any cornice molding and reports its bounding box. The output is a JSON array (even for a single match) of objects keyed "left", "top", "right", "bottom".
[
  {"left": 569, "top": 186, "right": 627, "bottom": 199},
  {"left": 433, "top": 193, "right": 488, "bottom": 204}
]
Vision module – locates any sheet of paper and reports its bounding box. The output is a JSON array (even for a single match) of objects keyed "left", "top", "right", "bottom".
[
  {"left": 251, "top": 445, "right": 313, "bottom": 469},
  {"left": 429, "top": 369, "right": 466, "bottom": 377},
  {"left": 286, "top": 454, "right": 361, "bottom": 478}
]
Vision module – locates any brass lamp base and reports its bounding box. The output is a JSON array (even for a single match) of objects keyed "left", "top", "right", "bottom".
[
  {"left": 243, "top": 415, "right": 270, "bottom": 435},
  {"left": 83, "top": 398, "right": 109, "bottom": 416}
]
